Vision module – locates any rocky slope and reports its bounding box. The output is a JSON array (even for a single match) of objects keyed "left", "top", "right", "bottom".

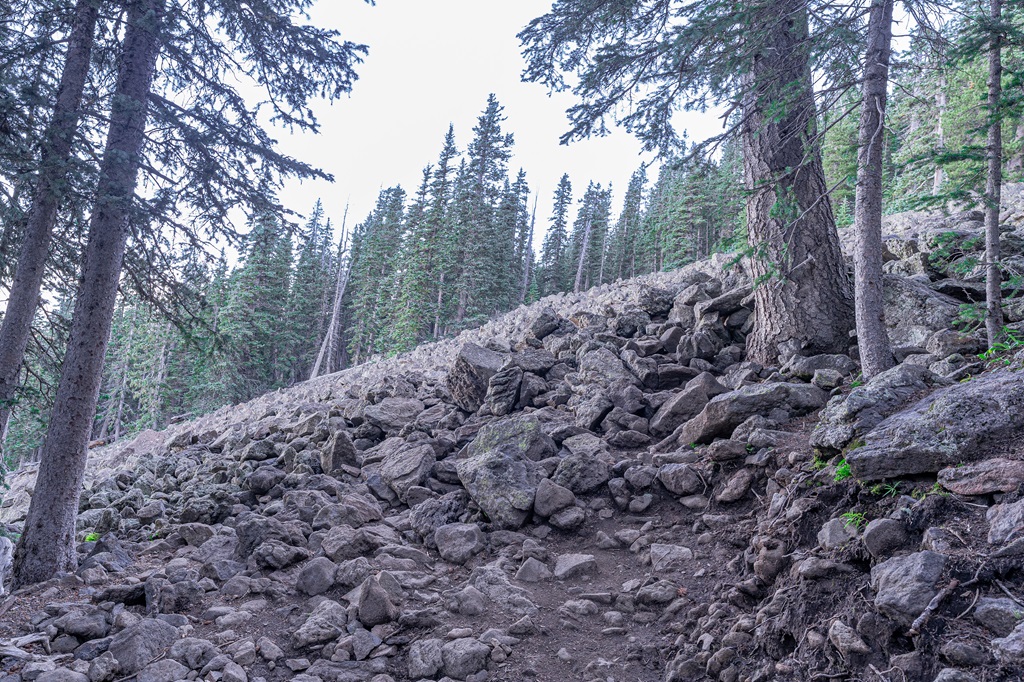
[{"left": 1, "top": 197, "right": 1024, "bottom": 682}]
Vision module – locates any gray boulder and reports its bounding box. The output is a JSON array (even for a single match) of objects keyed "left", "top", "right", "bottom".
[
  {"left": 293, "top": 600, "right": 348, "bottom": 648},
  {"left": 108, "top": 618, "right": 180, "bottom": 675},
  {"left": 379, "top": 443, "right": 435, "bottom": 501},
  {"left": 448, "top": 343, "right": 506, "bottom": 412},
  {"left": 441, "top": 638, "right": 490, "bottom": 680},
  {"left": 811, "top": 364, "right": 944, "bottom": 453},
  {"left": 884, "top": 275, "right": 961, "bottom": 346},
  {"left": 870, "top": 551, "right": 947, "bottom": 625},
  {"left": 974, "top": 597, "right": 1024, "bottom": 636},
  {"left": 363, "top": 397, "right": 424, "bottom": 433},
  {"left": 677, "top": 382, "right": 827, "bottom": 445},
  {"left": 433, "top": 523, "right": 484, "bottom": 564},
  {"left": 847, "top": 369, "right": 1024, "bottom": 480}
]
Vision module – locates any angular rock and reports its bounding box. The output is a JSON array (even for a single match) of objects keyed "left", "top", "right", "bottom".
[
  {"left": 785, "top": 353, "right": 858, "bottom": 380},
  {"left": 108, "top": 618, "right": 180, "bottom": 675},
  {"left": 471, "top": 414, "right": 557, "bottom": 462},
  {"left": 515, "top": 557, "right": 553, "bottom": 582},
  {"left": 553, "top": 553, "right": 597, "bottom": 579},
  {"left": 363, "top": 397, "right": 424, "bottom": 432},
  {"left": 678, "top": 382, "right": 827, "bottom": 445},
  {"left": 987, "top": 499, "right": 1024, "bottom": 545},
  {"left": 321, "top": 430, "right": 358, "bottom": 474},
  {"left": 938, "top": 458, "right": 1024, "bottom": 496},
  {"left": 484, "top": 366, "right": 523, "bottom": 417},
  {"left": 434, "top": 523, "right": 484, "bottom": 564},
  {"left": 293, "top": 600, "right": 348, "bottom": 648},
  {"left": 870, "top": 551, "right": 947, "bottom": 625},
  {"left": 449, "top": 343, "right": 506, "bottom": 412},
  {"left": 408, "top": 638, "right": 444, "bottom": 679},
  {"left": 533, "top": 478, "right": 576, "bottom": 517},
  {"left": 136, "top": 659, "right": 189, "bottom": 682},
  {"left": 863, "top": 518, "right": 909, "bottom": 559},
  {"left": 358, "top": 577, "right": 400, "bottom": 626},
  {"left": 993, "top": 621, "right": 1024, "bottom": 665},
  {"left": 441, "top": 638, "right": 490, "bottom": 680},
  {"left": 974, "top": 597, "right": 1024, "bottom": 637},
  {"left": 649, "top": 382, "right": 711, "bottom": 436},
  {"left": 551, "top": 451, "right": 610, "bottom": 495},
  {"left": 811, "top": 364, "right": 943, "bottom": 453},
  {"left": 296, "top": 557, "right": 337, "bottom": 596},
  {"left": 649, "top": 544, "right": 693, "bottom": 571},
  {"left": 379, "top": 444, "right": 435, "bottom": 501},
  {"left": 657, "top": 464, "right": 703, "bottom": 496},
  {"left": 456, "top": 432, "right": 541, "bottom": 530}
]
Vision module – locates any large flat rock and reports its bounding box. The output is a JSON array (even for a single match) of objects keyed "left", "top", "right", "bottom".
[{"left": 847, "top": 370, "right": 1024, "bottom": 481}]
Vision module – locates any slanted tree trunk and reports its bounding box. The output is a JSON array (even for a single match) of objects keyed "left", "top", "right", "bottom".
[
  {"left": 311, "top": 224, "right": 351, "bottom": 380},
  {"left": 0, "top": 0, "right": 99, "bottom": 452},
  {"left": 13, "top": 0, "right": 164, "bottom": 588},
  {"left": 573, "top": 214, "right": 593, "bottom": 293},
  {"left": 985, "top": 0, "right": 1004, "bottom": 347},
  {"left": 853, "top": 0, "right": 896, "bottom": 379},
  {"left": 742, "top": 2, "right": 855, "bottom": 365}
]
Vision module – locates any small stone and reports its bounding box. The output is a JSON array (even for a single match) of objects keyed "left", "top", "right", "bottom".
[
  {"left": 553, "top": 553, "right": 597, "bottom": 579},
  {"left": 434, "top": 523, "right": 484, "bottom": 564},
  {"left": 296, "top": 557, "right": 337, "bottom": 596},
  {"left": 649, "top": 544, "right": 693, "bottom": 571},
  {"left": 828, "top": 620, "right": 870, "bottom": 657},
  {"left": 863, "top": 518, "right": 909, "bottom": 558},
  {"left": 818, "top": 517, "right": 857, "bottom": 550},
  {"left": 441, "top": 638, "right": 490, "bottom": 680},
  {"left": 974, "top": 597, "right": 1024, "bottom": 636},
  {"left": 515, "top": 557, "right": 552, "bottom": 583}
]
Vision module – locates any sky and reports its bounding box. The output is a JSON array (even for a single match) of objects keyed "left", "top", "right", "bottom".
[{"left": 275, "top": 0, "right": 726, "bottom": 244}]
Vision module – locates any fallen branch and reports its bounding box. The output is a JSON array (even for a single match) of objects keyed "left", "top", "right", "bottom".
[{"left": 907, "top": 579, "right": 960, "bottom": 637}]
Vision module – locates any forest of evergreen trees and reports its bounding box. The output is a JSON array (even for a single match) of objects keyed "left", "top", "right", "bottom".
[
  {"left": 1, "top": 93, "right": 746, "bottom": 463},
  {"left": 7, "top": 17, "right": 1024, "bottom": 467}
]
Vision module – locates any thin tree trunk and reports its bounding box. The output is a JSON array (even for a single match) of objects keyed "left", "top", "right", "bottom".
[
  {"left": 853, "top": 0, "right": 896, "bottom": 379},
  {"left": 520, "top": 198, "right": 536, "bottom": 303},
  {"left": 311, "top": 220, "right": 351, "bottom": 380},
  {"left": 13, "top": 0, "right": 164, "bottom": 588},
  {"left": 742, "top": 1, "right": 855, "bottom": 364},
  {"left": 985, "top": 0, "right": 1004, "bottom": 347},
  {"left": 573, "top": 215, "right": 593, "bottom": 293},
  {"left": 933, "top": 72, "right": 947, "bottom": 194},
  {"left": 434, "top": 272, "right": 445, "bottom": 339},
  {"left": 0, "top": 0, "right": 99, "bottom": 452}
]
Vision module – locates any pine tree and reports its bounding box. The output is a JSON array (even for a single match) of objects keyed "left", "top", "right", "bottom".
[
  {"left": 346, "top": 186, "right": 407, "bottom": 362},
  {"left": 539, "top": 173, "right": 572, "bottom": 296},
  {"left": 453, "top": 95, "right": 516, "bottom": 325},
  {"left": 607, "top": 168, "right": 647, "bottom": 281}
]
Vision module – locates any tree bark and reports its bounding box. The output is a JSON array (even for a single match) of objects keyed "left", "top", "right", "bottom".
[
  {"left": 311, "top": 226, "right": 351, "bottom": 380},
  {"left": 853, "top": 0, "right": 896, "bottom": 379},
  {"left": 573, "top": 214, "right": 592, "bottom": 293},
  {"left": 0, "top": 0, "right": 99, "bottom": 452},
  {"left": 13, "top": 0, "right": 164, "bottom": 588},
  {"left": 985, "top": 0, "right": 1004, "bottom": 348},
  {"left": 742, "top": 3, "right": 855, "bottom": 364},
  {"left": 933, "top": 71, "right": 947, "bottom": 194}
]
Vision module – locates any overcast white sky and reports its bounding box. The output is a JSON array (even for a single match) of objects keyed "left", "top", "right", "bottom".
[{"left": 276, "top": 0, "right": 725, "bottom": 244}]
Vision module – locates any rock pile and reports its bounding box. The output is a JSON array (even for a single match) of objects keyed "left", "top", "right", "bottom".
[{"left": 2, "top": 200, "right": 1024, "bottom": 682}]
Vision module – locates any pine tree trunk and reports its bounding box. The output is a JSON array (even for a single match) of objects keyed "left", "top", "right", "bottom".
[
  {"left": 519, "top": 200, "right": 536, "bottom": 303},
  {"left": 311, "top": 234, "right": 351, "bottom": 379},
  {"left": 13, "top": 0, "right": 164, "bottom": 588},
  {"left": 853, "top": 0, "right": 896, "bottom": 379},
  {"left": 985, "top": 0, "right": 1004, "bottom": 348},
  {"left": 933, "top": 73, "right": 947, "bottom": 194},
  {"left": 742, "top": 2, "right": 854, "bottom": 365},
  {"left": 0, "top": 0, "right": 99, "bottom": 452},
  {"left": 573, "top": 215, "right": 592, "bottom": 293}
]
